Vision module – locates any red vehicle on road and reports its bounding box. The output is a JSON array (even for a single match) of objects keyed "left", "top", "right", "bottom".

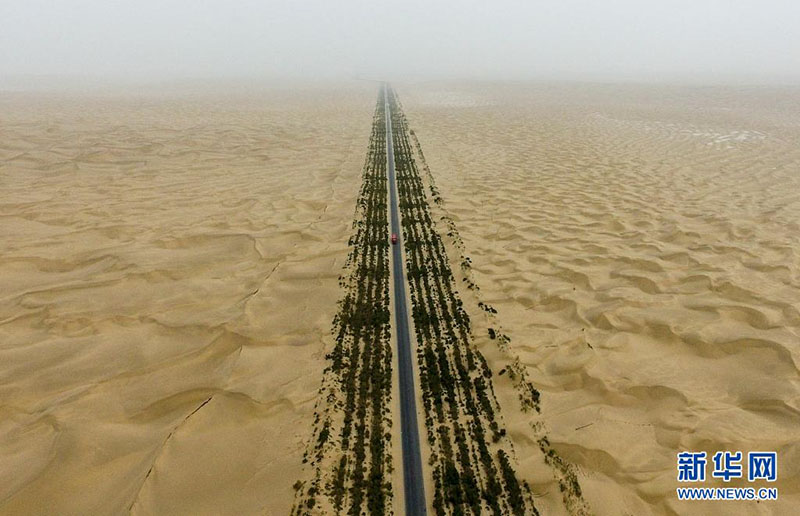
[{"left": 391, "top": 233, "right": 398, "bottom": 244}]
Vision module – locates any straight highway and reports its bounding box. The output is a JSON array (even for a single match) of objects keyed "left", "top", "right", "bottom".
[{"left": 384, "top": 83, "right": 427, "bottom": 516}]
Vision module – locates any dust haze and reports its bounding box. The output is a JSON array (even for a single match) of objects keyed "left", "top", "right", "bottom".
[{"left": 2, "top": 0, "right": 799, "bottom": 85}]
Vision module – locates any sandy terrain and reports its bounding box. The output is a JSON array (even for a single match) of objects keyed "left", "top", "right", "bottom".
[
  {"left": 399, "top": 81, "right": 800, "bottom": 515},
  {"left": 0, "top": 82, "right": 375, "bottom": 515},
  {"left": 3, "top": 79, "right": 798, "bottom": 515}
]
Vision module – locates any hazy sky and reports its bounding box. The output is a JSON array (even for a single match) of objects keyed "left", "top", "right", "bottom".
[{"left": 2, "top": 0, "right": 799, "bottom": 82}]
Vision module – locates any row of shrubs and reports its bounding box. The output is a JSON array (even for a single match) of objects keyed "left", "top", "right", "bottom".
[
  {"left": 388, "top": 88, "right": 536, "bottom": 516},
  {"left": 293, "top": 90, "right": 394, "bottom": 516},
  {"left": 407, "top": 101, "right": 590, "bottom": 516}
]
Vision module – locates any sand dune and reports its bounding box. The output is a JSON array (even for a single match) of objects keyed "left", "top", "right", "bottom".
[
  {"left": 0, "top": 83, "right": 374, "bottom": 514},
  {"left": 399, "top": 81, "right": 800, "bottom": 515},
  {"left": 2, "top": 80, "right": 798, "bottom": 514}
]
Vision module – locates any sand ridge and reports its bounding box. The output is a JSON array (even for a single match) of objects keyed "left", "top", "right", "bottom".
[
  {"left": 398, "top": 81, "right": 800, "bottom": 515},
  {"left": 0, "top": 82, "right": 375, "bottom": 514}
]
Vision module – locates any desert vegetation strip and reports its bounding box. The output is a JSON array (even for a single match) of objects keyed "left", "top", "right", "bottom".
[
  {"left": 402, "top": 98, "right": 590, "bottom": 516},
  {"left": 388, "top": 87, "right": 537, "bottom": 516},
  {"left": 292, "top": 89, "right": 394, "bottom": 515}
]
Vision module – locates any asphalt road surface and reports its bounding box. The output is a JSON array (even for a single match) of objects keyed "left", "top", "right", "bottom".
[{"left": 384, "top": 83, "right": 427, "bottom": 516}]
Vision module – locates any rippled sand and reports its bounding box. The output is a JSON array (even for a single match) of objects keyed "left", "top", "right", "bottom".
[
  {"left": 0, "top": 82, "right": 374, "bottom": 514},
  {"left": 400, "top": 82, "right": 800, "bottom": 515}
]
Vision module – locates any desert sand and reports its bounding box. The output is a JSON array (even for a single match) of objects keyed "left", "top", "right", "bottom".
[
  {"left": 3, "top": 79, "right": 799, "bottom": 515},
  {"left": 399, "top": 81, "right": 800, "bottom": 514},
  {"left": 0, "top": 81, "right": 375, "bottom": 514}
]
